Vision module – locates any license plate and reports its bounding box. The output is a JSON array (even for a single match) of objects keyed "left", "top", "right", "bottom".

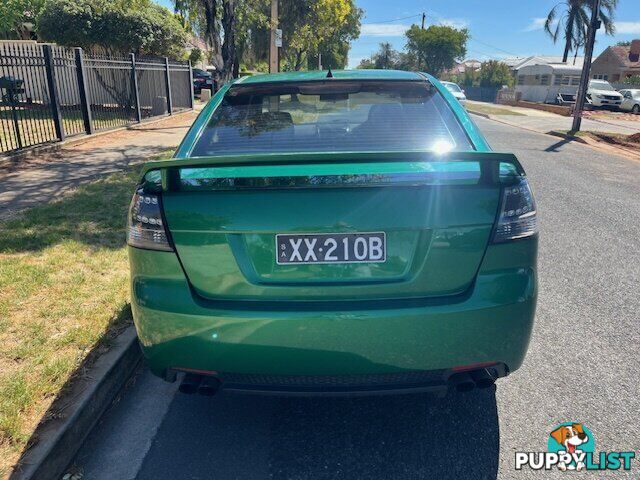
[{"left": 276, "top": 233, "right": 386, "bottom": 265}]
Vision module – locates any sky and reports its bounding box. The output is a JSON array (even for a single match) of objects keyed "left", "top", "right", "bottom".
[{"left": 155, "top": 0, "right": 640, "bottom": 68}]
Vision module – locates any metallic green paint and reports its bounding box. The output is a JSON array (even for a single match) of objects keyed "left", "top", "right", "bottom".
[
  {"left": 129, "top": 236, "right": 537, "bottom": 378},
  {"left": 129, "top": 71, "right": 538, "bottom": 385}
]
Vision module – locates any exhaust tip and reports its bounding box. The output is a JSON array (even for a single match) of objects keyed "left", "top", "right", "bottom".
[
  {"left": 448, "top": 372, "right": 475, "bottom": 392},
  {"left": 470, "top": 369, "right": 496, "bottom": 389},
  {"left": 178, "top": 373, "right": 202, "bottom": 394},
  {"left": 198, "top": 376, "right": 221, "bottom": 396}
]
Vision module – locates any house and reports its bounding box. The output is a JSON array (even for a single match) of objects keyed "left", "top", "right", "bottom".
[
  {"left": 505, "top": 55, "right": 584, "bottom": 73},
  {"left": 448, "top": 59, "right": 482, "bottom": 75},
  {"left": 591, "top": 40, "right": 640, "bottom": 82},
  {"left": 515, "top": 62, "right": 584, "bottom": 103}
]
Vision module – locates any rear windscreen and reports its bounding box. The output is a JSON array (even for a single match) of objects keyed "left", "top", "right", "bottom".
[{"left": 190, "top": 81, "right": 473, "bottom": 156}]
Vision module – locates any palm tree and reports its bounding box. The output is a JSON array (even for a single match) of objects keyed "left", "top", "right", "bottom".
[{"left": 544, "top": 0, "right": 618, "bottom": 63}]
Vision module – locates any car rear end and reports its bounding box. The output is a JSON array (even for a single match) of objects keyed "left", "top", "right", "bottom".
[{"left": 128, "top": 72, "right": 538, "bottom": 395}]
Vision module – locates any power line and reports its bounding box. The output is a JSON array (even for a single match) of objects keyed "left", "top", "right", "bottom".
[
  {"left": 469, "top": 38, "right": 518, "bottom": 57},
  {"left": 362, "top": 14, "right": 422, "bottom": 25}
]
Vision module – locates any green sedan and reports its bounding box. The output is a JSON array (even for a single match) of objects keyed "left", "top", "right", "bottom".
[{"left": 127, "top": 70, "right": 538, "bottom": 396}]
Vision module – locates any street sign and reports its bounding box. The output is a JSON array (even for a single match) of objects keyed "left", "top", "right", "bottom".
[{"left": 275, "top": 29, "right": 283, "bottom": 48}]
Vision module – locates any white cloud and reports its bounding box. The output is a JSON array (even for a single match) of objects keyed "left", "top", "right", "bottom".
[
  {"left": 616, "top": 22, "right": 640, "bottom": 34},
  {"left": 436, "top": 18, "right": 469, "bottom": 29},
  {"left": 360, "top": 23, "right": 410, "bottom": 37},
  {"left": 360, "top": 17, "right": 469, "bottom": 37},
  {"left": 524, "top": 17, "right": 547, "bottom": 32}
]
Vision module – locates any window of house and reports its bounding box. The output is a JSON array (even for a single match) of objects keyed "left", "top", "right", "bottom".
[
  {"left": 592, "top": 74, "right": 609, "bottom": 81},
  {"left": 540, "top": 75, "right": 550, "bottom": 86},
  {"left": 561, "top": 76, "right": 571, "bottom": 86},
  {"left": 554, "top": 75, "right": 562, "bottom": 86},
  {"left": 517, "top": 75, "right": 525, "bottom": 85},
  {"left": 570, "top": 76, "right": 581, "bottom": 86}
]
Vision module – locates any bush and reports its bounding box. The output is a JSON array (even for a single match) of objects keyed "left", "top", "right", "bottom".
[
  {"left": 37, "top": 0, "right": 188, "bottom": 57},
  {"left": 622, "top": 75, "right": 640, "bottom": 86},
  {"left": 479, "top": 60, "right": 514, "bottom": 88}
]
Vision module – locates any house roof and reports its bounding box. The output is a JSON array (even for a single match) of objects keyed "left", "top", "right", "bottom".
[
  {"left": 609, "top": 45, "right": 640, "bottom": 69},
  {"left": 237, "top": 69, "right": 425, "bottom": 84},
  {"left": 513, "top": 55, "right": 584, "bottom": 70}
]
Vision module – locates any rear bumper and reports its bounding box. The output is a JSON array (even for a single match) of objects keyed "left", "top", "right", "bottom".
[{"left": 130, "top": 237, "right": 537, "bottom": 383}]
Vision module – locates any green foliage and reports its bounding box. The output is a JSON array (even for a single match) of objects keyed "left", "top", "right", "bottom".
[
  {"left": 356, "top": 43, "right": 417, "bottom": 71},
  {"left": 622, "top": 75, "right": 640, "bottom": 86},
  {"left": 0, "top": 0, "right": 45, "bottom": 39},
  {"left": 616, "top": 40, "right": 631, "bottom": 46},
  {"left": 544, "top": 0, "right": 618, "bottom": 62},
  {"left": 37, "top": 0, "right": 188, "bottom": 57},
  {"left": 280, "top": 0, "right": 362, "bottom": 70},
  {"left": 189, "top": 47, "right": 203, "bottom": 65},
  {"left": 405, "top": 24, "right": 469, "bottom": 76},
  {"left": 478, "top": 60, "right": 514, "bottom": 87},
  {"left": 357, "top": 57, "right": 375, "bottom": 69}
]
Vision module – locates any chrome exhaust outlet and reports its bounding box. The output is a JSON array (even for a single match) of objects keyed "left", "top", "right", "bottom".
[
  {"left": 470, "top": 369, "right": 495, "bottom": 389},
  {"left": 197, "top": 376, "right": 221, "bottom": 396},
  {"left": 178, "top": 373, "right": 202, "bottom": 394},
  {"left": 448, "top": 372, "right": 475, "bottom": 392}
]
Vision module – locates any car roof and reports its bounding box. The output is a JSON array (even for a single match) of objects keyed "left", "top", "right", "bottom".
[{"left": 235, "top": 69, "right": 425, "bottom": 85}]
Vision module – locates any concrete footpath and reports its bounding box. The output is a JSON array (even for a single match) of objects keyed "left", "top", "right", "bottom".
[
  {"left": 0, "top": 109, "right": 200, "bottom": 219},
  {"left": 466, "top": 100, "right": 640, "bottom": 136}
]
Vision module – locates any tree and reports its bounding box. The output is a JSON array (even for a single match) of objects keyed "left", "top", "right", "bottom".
[
  {"left": 544, "top": 0, "right": 618, "bottom": 63},
  {"left": 357, "top": 57, "right": 375, "bottom": 69},
  {"left": 174, "top": 0, "right": 269, "bottom": 82},
  {"left": 405, "top": 24, "right": 469, "bottom": 76},
  {"left": 478, "top": 60, "right": 514, "bottom": 87},
  {"left": 280, "top": 0, "right": 362, "bottom": 71},
  {"left": 189, "top": 47, "right": 204, "bottom": 65},
  {"left": 356, "top": 43, "right": 400, "bottom": 70},
  {"left": 0, "top": 0, "right": 45, "bottom": 39},
  {"left": 373, "top": 42, "right": 399, "bottom": 69},
  {"left": 37, "top": 0, "right": 188, "bottom": 57}
]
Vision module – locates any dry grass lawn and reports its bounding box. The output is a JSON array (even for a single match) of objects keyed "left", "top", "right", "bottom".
[
  {"left": 0, "top": 161, "right": 154, "bottom": 478},
  {"left": 465, "top": 102, "right": 525, "bottom": 116}
]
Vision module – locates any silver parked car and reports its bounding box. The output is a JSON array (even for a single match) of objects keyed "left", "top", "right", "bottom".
[
  {"left": 619, "top": 89, "right": 640, "bottom": 114},
  {"left": 441, "top": 81, "right": 467, "bottom": 105}
]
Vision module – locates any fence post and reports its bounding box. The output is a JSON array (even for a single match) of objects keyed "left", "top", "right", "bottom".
[
  {"left": 43, "top": 44, "right": 65, "bottom": 141},
  {"left": 188, "top": 60, "right": 194, "bottom": 110},
  {"left": 130, "top": 53, "right": 142, "bottom": 123},
  {"left": 74, "top": 47, "right": 93, "bottom": 135},
  {"left": 164, "top": 57, "right": 173, "bottom": 115}
]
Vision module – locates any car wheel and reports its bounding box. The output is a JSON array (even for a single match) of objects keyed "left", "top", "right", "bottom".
[{"left": 632, "top": 104, "right": 640, "bottom": 114}]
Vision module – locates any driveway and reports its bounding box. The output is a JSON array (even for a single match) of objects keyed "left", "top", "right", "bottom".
[{"left": 70, "top": 117, "right": 640, "bottom": 480}]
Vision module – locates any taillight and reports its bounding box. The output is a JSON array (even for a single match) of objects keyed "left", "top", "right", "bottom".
[
  {"left": 492, "top": 176, "right": 538, "bottom": 243},
  {"left": 127, "top": 189, "right": 173, "bottom": 251}
]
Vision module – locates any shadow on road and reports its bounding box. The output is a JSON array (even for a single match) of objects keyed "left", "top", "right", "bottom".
[
  {"left": 137, "top": 388, "right": 499, "bottom": 480},
  {"left": 544, "top": 137, "right": 578, "bottom": 153}
]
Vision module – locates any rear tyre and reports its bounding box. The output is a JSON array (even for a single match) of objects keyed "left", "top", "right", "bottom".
[{"left": 632, "top": 104, "right": 640, "bottom": 114}]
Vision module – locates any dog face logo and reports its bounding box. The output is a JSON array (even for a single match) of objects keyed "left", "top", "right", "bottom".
[
  {"left": 550, "top": 424, "right": 589, "bottom": 454},
  {"left": 549, "top": 423, "right": 591, "bottom": 471}
]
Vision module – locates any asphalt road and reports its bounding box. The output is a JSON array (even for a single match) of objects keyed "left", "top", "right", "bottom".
[{"left": 71, "top": 117, "right": 640, "bottom": 480}]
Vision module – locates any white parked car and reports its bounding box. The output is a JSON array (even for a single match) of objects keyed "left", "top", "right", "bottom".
[
  {"left": 441, "top": 81, "right": 467, "bottom": 105},
  {"left": 587, "top": 80, "right": 623, "bottom": 108},
  {"left": 619, "top": 89, "right": 640, "bottom": 114}
]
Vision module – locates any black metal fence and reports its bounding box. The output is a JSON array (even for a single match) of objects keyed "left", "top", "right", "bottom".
[{"left": 0, "top": 42, "right": 194, "bottom": 154}]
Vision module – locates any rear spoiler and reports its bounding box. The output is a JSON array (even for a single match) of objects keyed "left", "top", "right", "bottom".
[{"left": 140, "top": 151, "right": 525, "bottom": 191}]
